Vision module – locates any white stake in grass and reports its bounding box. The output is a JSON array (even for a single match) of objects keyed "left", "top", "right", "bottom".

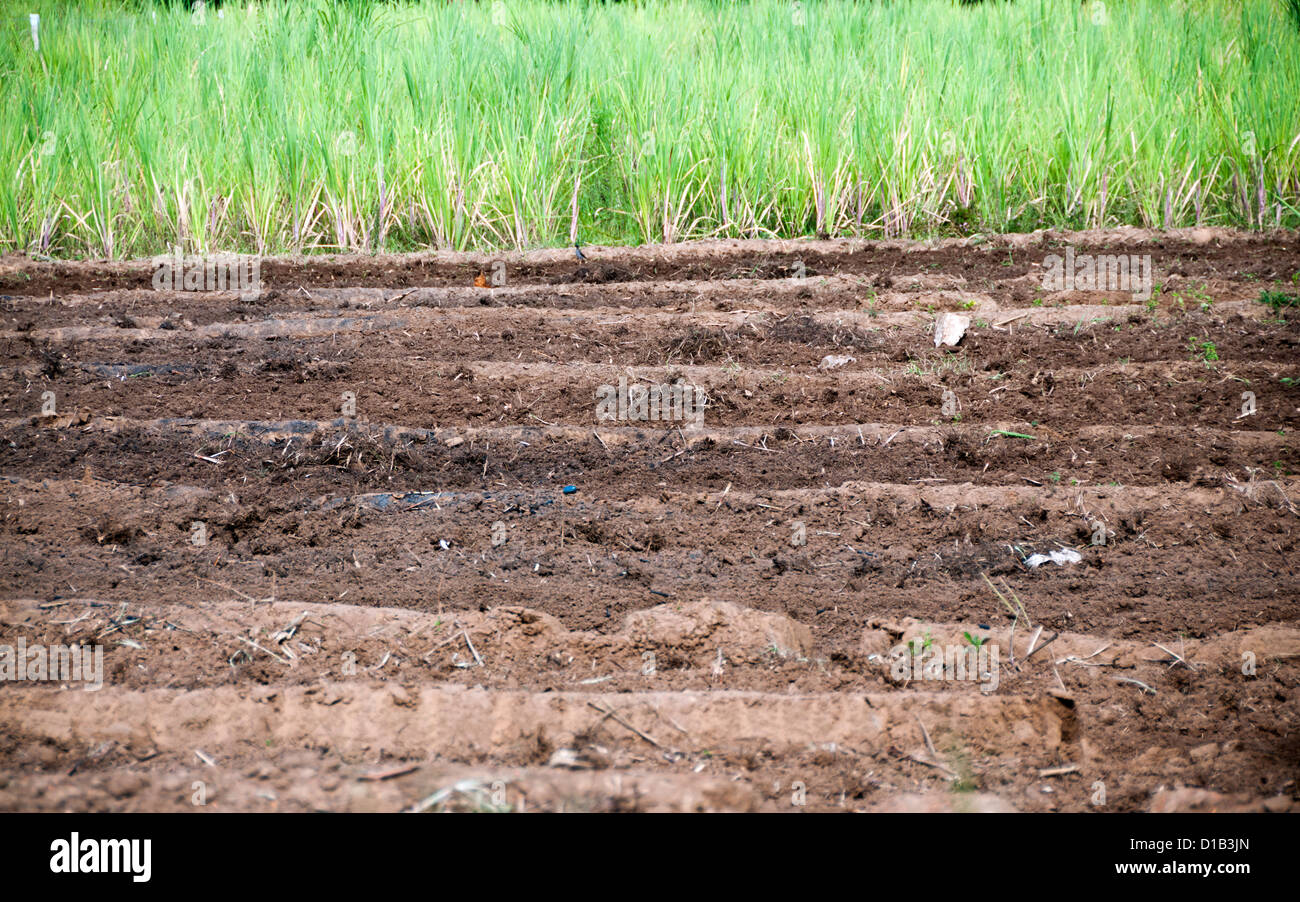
[{"left": 29, "top": 14, "right": 39, "bottom": 53}]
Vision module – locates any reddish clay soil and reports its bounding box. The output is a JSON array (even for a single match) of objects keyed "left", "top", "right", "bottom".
[{"left": 0, "top": 227, "right": 1298, "bottom": 812}]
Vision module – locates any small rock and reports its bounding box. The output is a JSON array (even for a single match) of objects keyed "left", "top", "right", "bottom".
[
  {"left": 1025, "top": 548, "right": 1082, "bottom": 568},
  {"left": 547, "top": 748, "right": 590, "bottom": 770},
  {"left": 817, "top": 354, "right": 856, "bottom": 370},
  {"left": 933, "top": 313, "right": 970, "bottom": 348}
]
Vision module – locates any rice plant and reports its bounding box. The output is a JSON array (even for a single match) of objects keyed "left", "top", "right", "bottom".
[{"left": 2, "top": 0, "right": 1298, "bottom": 259}]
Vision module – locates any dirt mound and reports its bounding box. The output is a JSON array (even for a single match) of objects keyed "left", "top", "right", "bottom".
[
  {"left": 621, "top": 600, "right": 813, "bottom": 666},
  {"left": 1148, "top": 787, "right": 1299, "bottom": 813}
]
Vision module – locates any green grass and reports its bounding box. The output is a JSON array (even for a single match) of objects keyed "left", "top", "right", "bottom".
[
  {"left": 1188, "top": 337, "right": 1220, "bottom": 364},
  {"left": 4, "top": 0, "right": 1300, "bottom": 259},
  {"left": 1259, "top": 289, "right": 1300, "bottom": 311}
]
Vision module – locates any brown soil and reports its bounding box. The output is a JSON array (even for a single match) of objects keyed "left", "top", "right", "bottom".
[{"left": 1, "top": 229, "right": 1298, "bottom": 812}]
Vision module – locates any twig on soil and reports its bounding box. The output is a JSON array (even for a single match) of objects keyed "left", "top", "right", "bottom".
[
  {"left": 463, "top": 631, "right": 484, "bottom": 667},
  {"left": 1021, "top": 631, "right": 1061, "bottom": 665},
  {"left": 1024, "top": 624, "right": 1044, "bottom": 661},
  {"left": 900, "top": 721, "right": 963, "bottom": 778},
  {"left": 406, "top": 779, "right": 490, "bottom": 814},
  {"left": 358, "top": 764, "right": 420, "bottom": 782},
  {"left": 198, "top": 577, "right": 262, "bottom": 606},
  {"left": 1152, "top": 641, "right": 1197, "bottom": 671},
  {"left": 730, "top": 439, "right": 779, "bottom": 452},
  {"left": 652, "top": 705, "right": 692, "bottom": 736},
  {"left": 1058, "top": 643, "right": 1112, "bottom": 666},
  {"left": 1039, "top": 764, "right": 1079, "bottom": 777},
  {"left": 428, "top": 629, "right": 464, "bottom": 652},
  {"left": 903, "top": 753, "right": 958, "bottom": 779},
  {"left": 270, "top": 612, "right": 308, "bottom": 644},
  {"left": 914, "top": 713, "right": 941, "bottom": 761},
  {"left": 233, "top": 634, "right": 289, "bottom": 665},
  {"left": 67, "top": 740, "right": 117, "bottom": 776},
  {"left": 586, "top": 701, "right": 663, "bottom": 749},
  {"left": 712, "top": 482, "right": 731, "bottom": 512},
  {"left": 1115, "top": 676, "right": 1157, "bottom": 695},
  {"left": 97, "top": 604, "right": 142, "bottom": 638}
]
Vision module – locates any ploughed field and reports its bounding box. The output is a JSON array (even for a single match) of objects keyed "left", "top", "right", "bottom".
[{"left": 0, "top": 228, "right": 1297, "bottom": 812}]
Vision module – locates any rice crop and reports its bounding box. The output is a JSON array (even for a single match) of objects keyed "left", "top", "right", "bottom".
[{"left": 2, "top": 0, "right": 1298, "bottom": 258}]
